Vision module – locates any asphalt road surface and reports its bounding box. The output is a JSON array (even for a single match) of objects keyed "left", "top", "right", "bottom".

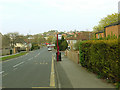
[{"left": 2, "top": 47, "right": 54, "bottom": 88}]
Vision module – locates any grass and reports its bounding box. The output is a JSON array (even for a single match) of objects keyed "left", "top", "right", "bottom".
[{"left": 0, "top": 52, "right": 28, "bottom": 61}]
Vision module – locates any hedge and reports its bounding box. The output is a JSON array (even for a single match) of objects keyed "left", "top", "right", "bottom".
[{"left": 79, "top": 39, "right": 120, "bottom": 84}]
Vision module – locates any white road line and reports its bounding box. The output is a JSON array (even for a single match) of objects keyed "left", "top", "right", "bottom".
[
  {"left": 28, "top": 58, "right": 33, "bottom": 61},
  {"left": 0, "top": 71, "right": 4, "bottom": 74},
  {"left": 13, "top": 68, "right": 18, "bottom": 71},
  {"left": 38, "top": 53, "right": 40, "bottom": 55},
  {"left": 13, "top": 62, "right": 24, "bottom": 68}
]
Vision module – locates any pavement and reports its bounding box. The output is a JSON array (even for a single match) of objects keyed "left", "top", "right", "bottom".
[{"left": 54, "top": 51, "right": 116, "bottom": 89}]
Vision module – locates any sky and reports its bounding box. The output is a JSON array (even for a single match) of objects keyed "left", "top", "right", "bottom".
[{"left": 0, "top": 0, "right": 119, "bottom": 35}]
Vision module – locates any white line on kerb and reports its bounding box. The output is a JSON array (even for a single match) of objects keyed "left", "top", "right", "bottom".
[
  {"left": 13, "top": 62, "right": 24, "bottom": 68},
  {"left": 0, "top": 71, "right": 4, "bottom": 74}
]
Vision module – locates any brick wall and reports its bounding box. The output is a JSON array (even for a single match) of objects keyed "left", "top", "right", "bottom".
[
  {"left": 105, "top": 25, "right": 120, "bottom": 38},
  {"left": 65, "top": 50, "right": 79, "bottom": 64}
]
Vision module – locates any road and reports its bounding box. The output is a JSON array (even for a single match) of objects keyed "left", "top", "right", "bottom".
[{"left": 2, "top": 47, "right": 55, "bottom": 88}]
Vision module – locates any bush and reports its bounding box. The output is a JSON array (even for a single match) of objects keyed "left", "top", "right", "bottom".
[
  {"left": 55, "top": 36, "right": 68, "bottom": 51},
  {"left": 31, "top": 43, "right": 40, "bottom": 50},
  {"left": 79, "top": 39, "right": 119, "bottom": 83}
]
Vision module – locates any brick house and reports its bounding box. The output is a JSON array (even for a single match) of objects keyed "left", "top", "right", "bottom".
[
  {"left": 95, "top": 31, "right": 105, "bottom": 39},
  {"left": 95, "top": 24, "right": 120, "bottom": 39},
  {"left": 105, "top": 24, "right": 120, "bottom": 38}
]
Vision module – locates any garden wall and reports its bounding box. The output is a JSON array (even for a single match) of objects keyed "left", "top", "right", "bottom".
[{"left": 65, "top": 50, "right": 79, "bottom": 64}]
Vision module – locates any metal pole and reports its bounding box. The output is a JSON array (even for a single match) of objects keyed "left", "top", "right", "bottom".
[{"left": 57, "top": 34, "right": 59, "bottom": 62}]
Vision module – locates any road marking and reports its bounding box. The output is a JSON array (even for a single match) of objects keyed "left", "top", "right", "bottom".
[
  {"left": 13, "top": 62, "right": 24, "bottom": 68},
  {"left": 50, "top": 55, "right": 55, "bottom": 87},
  {"left": 32, "top": 87, "right": 55, "bottom": 88},
  {"left": 2, "top": 73, "right": 8, "bottom": 77},
  {"left": 38, "top": 53, "right": 40, "bottom": 55},
  {"left": 13, "top": 68, "right": 18, "bottom": 71},
  {"left": 0, "top": 71, "right": 4, "bottom": 74},
  {"left": 35, "top": 53, "right": 40, "bottom": 58}
]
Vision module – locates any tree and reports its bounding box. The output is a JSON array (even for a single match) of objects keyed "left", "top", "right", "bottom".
[
  {"left": 5, "top": 32, "right": 24, "bottom": 48},
  {"left": 2, "top": 34, "right": 11, "bottom": 48},
  {"left": 47, "top": 36, "right": 53, "bottom": 44},
  {"left": 32, "top": 34, "right": 46, "bottom": 45},
  {"left": 93, "top": 13, "right": 118, "bottom": 32},
  {"left": 31, "top": 42, "right": 40, "bottom": 50},
  {"left": 55, "top": 36, "right": 68, "bottom": 51}
]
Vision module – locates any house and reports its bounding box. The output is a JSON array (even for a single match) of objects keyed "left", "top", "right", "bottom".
[
  {"left": 0, "top": 33, "right": 2, "bottom": 55},
  {"left": 66, "top": 31, "right": 93, "bottom": 50},
  {"left": 95, "top": 31, "right": 105, "bottom": 39},
  {"left": 0, "top": 33, "right": 2, "bottom": 49},
  {"left": 14, "top": 43, "right": 27, "bottom": 51},
  {"left": 77, "top": 32, "right": 93, "bottom": 40},
  {"left": 95, "top": 23, "right": 120, "bottom": 39},
  {"left": 66, "top": 37, "right": 77, "bottom": 50},
  {"left": 44, "top": 37, "right": 48, "bottom": 40},
  {"left": 105, "top": 24, "right": 120, "bottom": 38}
]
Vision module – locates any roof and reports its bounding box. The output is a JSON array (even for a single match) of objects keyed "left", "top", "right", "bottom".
[
  {"left": 104, "top": 23, "right": 120, "bottom": 28},
  {"left": 66, "top": 37, "right": 77, "bottom": 40},
  {"left": 95, "top": 30, "right": 104, "bottom": 34},
  {"left": 66, "top": 32, "right": 93, "bottom": 40}
]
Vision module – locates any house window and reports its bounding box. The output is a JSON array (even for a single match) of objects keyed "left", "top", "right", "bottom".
[{"left": 98, "top": 34, "right": 100, "bottom": 39}]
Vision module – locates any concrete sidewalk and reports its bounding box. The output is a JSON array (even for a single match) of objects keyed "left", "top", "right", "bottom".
[{"left": 54, "top": 52, "right": 116, "bottom": 88}]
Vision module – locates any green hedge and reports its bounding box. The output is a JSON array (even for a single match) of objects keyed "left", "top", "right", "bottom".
[{"left": 79, "top": 39, "right": 119, "bottom": 83}]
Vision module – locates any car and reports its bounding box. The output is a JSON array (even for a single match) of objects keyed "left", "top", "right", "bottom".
[{"left": 48, "top": 47, "right": 52, "bottom": 51}]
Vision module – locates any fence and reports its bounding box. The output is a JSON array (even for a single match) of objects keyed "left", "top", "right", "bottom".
[{"left": 65, "top": 50, "right": 79, "bottom": 64}]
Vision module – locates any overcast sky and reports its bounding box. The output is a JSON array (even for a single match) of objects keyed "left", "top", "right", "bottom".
[{"left": 0, "top": 0, "right": 119, "bottom": 35}]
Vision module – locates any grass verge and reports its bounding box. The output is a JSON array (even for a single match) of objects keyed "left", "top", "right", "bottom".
[{"left": 0, "top": 52, "right": 27, "bottom": 61}]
